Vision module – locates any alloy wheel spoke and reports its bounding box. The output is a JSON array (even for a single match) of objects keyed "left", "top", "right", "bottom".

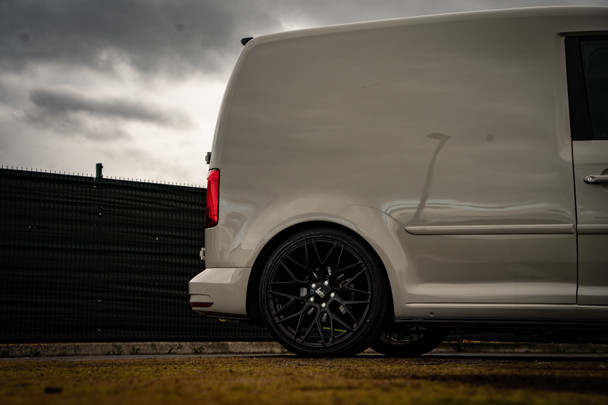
[
  {"left": 330, "top": 312, "right": 354, "bottom": 332},
  {"left": 336, "top": 303, "right": 359, "bottom": 325},
  {"left": 269, "top": 290, "right": 301, "bottom": 300},
  {"left": 328, "top": 315, "right": 335, "bottom": 343},
  {"left": 273, "top": 298, "right": 300, "bottom": 318},
  {"left": 342, "top": 285, "right": 370, "bottom": 295},
  {"left": 311, "top": 240, "right": 324, "bottom": 267},
  {"left": 342, "top": 300, "right": 371, "bottom": 306},
  {"left": 278, "top": 260, "right": 306, "bottom": 284},
  {"left": 332, "top": 260, "right": 363, "bottom": 276},
  {"left": 346, "top": 268, "right": 367, "bottom": 285},
  {"left": 276, "top": 306, "right": 307, "bottom": 324},
  {"left": 284, "top": 254, "right": 306, "bottom": 270},
  {"left": 270, "top": 280, "right": 303, "bottom": 287},
  {"left": 293, "top": 308, "right": 307, "bottom": 339},
  {"left": 299, "top": 309, "right": 319, "bottom": 343},
  {"left": 303, "top": 241, "right": 318, "bottom": 280},
  {"left": 318, "top": 241, "right": 338, "bottom": 267},
  {"left": 316, "top": 315, "right": 326, "bottom": 345},
  {"left": 335, "top": 244, "right": 344, "bottom": 270}
]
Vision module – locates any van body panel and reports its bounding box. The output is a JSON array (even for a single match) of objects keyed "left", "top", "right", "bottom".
[
  {"left": 189, "top": 267, "right": 250, "bottom": 318},
  {"left": 573, "top": 141, "right": 608, "bottom": 305},
  {"left": 401, "top": 233, "right": 576, "bottom": 305},
  {"left": 194, "top": 8, "right": 608, "bottom": 326}
]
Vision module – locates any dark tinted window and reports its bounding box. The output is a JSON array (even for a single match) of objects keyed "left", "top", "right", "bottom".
[
  {"left": 566, "top": 36, "right": 608, "bottom": 141},
  {"left": 581, "top": 39, "right": 608, "bottom": 140}
]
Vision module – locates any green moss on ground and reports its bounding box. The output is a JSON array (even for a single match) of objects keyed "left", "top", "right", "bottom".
[{"left": 0, "top": 357, "right": 607, "bottom": 405}]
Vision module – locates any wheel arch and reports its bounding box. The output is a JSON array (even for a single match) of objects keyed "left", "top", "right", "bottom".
[{"left": 245, "top": 220, "right": 394, "bottom": 327}]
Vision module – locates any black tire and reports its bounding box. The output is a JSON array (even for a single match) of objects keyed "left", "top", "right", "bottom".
[
  {"left": 371, "top": 326, "right": 447, "bottom": 357},
  {"left": 259, "top": 228, "right": 391, "bottom": 357}
]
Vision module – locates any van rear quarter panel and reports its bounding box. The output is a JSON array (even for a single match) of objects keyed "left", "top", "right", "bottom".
[{"left": 207, "top": 9, "right": 608, "bottom": 317}]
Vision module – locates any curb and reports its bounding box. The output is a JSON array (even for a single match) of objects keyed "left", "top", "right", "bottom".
[
  {"left": 0, "top": 341, "right": 285, "bottom": 358},
  {"left": 2, "top": 341, "right": 608, "bottom": 358}
]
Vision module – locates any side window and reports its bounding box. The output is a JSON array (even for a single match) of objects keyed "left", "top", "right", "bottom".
[
  {"left": 566, "top": 36, "right": 608, "bottom": 141},
  {"left": 581, "top": 39, "right": 608, "bottom": 140}
]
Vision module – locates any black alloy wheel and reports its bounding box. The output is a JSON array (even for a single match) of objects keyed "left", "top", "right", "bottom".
[
  {"left": 371, "top": 326, "right": 447, "bottom": 357},
  {"left": 259, "top": 228, "right": 390, "bottom": 357}
]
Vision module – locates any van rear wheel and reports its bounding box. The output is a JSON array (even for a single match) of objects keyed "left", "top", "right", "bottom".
[
  {"left": 259, "top": 228, "right": 390, "bottom": 357},
  {"left": 371, "top": 326, "right": 447, "bottom": 357}
]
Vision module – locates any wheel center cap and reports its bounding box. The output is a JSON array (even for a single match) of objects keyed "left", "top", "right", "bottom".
[{"left": 313, "top": 283, "right": 331, "bottom": 300}]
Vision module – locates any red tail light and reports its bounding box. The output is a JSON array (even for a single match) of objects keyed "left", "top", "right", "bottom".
[{"left": 205, "top": 169, "right": 220, "bottom": 228}]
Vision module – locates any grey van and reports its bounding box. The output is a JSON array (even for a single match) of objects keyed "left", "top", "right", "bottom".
[{"left": 190, "top": 7, "right": 608, "bottom": 356}]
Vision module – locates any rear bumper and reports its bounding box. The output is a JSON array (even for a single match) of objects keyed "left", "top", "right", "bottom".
[{"left": 189, "top": 267, "right": 251, "bottom": 319}]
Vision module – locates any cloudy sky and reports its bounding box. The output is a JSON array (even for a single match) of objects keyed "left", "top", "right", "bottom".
[{"left": 1, "top": 0, "right": 608, "bottom": 185}]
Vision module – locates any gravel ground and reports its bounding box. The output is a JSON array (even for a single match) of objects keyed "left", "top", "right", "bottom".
[{"left": 1, "top": 355, "right": 608, "bottom": 404}]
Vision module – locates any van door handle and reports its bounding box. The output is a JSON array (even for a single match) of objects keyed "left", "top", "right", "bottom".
[{"left": 584, "top": 174, "right": 608, "bottom": 184}]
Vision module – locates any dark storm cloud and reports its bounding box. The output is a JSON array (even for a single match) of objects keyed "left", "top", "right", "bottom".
[
  {"left": 3, "top": 0, "right": 607, "bottom": 78},
  {"left": 0, "top": 0, "right": 282, "bottom": 76},
  {"left": 29, "top": 87, "right": 191, "bottom": 127},
  {"left": 25, "top": 87, "right": 192, "bottom": 140},
  {"left": 24, "top": 106, "right": 129, "bottom": 141}
]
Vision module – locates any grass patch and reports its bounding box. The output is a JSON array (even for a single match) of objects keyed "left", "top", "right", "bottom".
[
  {"left": 192, "top": 346, "right": 205, "bottom": 354},
  {"left": 0, "top": 357, "right": 607, "bottom": 404}
]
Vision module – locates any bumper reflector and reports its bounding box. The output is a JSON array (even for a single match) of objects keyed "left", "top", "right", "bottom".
[{"left": 191, "top": 302, "right": 214, "bottom": 308}]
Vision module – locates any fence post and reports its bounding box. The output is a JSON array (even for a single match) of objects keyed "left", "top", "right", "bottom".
[{"left": 95, "top": 163, "right": 103, "bottom": 180}]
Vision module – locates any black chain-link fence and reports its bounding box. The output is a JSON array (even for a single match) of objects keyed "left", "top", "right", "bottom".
[{"left": 0, "top": 168, "right": 270, "bottom": 342}]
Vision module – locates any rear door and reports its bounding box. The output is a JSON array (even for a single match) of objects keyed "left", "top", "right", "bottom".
[{"left": 566, "top": 35, "right": 608, "bottom": 305}]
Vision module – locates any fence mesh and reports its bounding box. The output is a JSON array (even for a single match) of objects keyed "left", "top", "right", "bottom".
[{"left": 0, "top": 168, "right": 270, "bottom": 342}]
